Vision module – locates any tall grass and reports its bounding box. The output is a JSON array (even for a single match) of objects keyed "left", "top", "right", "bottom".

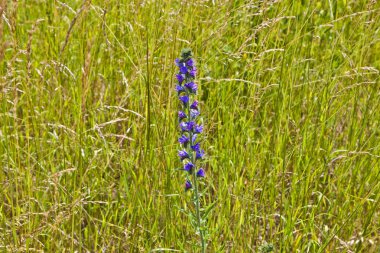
[{"left": 1, "top": 0, "right": 380, "bottom": 252}]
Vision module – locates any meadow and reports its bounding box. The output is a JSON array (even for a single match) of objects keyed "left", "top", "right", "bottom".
[{"left": 1, "top": 0, "right": 380, "bottom": 252}]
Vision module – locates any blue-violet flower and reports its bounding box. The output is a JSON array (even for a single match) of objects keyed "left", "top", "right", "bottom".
[
  {"left": 178, "top": 134, "right": 189, "bottom": 145},
  {"left": 197, "top": 168, "right": 205, "bottom": 177},
  {"left": 176, "top": 85, "right": 185, "bottom": 94},
  {"left": 185, "top": 180, "right": 192, "bottom": 190},
  {"left": 176, "top": 74, "right": 184, "bottom": 84},
  {"left": 180, "top": 65, "right": 188, "bottom": 74},
  {"left": 186, "top": 58, "right": 194, "bottom": 67},
  {"left": 178, "top": 150, "right": 190, "bottom": 160},
  {"left": 179, "top": 95, "right": 189, "bottom": 105},
  {"left": 184, "top": 162, "right": 194, "bottom": 172},
  {"left": 191, "top": 143, "right": 200, "bottom": 152},
  {"left": 190, "top": 109, "right": 200, "bottom": 119},
  {"left": 178, "top": 111, "right": 187, "bottom": 120},
  {"left": 195, "top": 124, "right": 203, "bottom": 134},
  {"left": 190, "top": 100, "right": 198, "bottom": 110},
  {"left": 185, "top": 82, "right": 198, "bottom": 93},
  {"left": 196, "top": 149, "right": 205, "bottom": 160}
]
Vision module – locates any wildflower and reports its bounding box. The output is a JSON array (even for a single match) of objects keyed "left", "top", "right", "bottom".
[
  {"left": 197, "top": 168, "right": 205, "bottom": 177},
  {"left": 192, "top": 134, "right": 197, "bottom": 143},
  {"left": 196, "top": 149, "right": 205, "bottom": 160},
  {"left": 180, "top": 122, "right": 188, "bottom": 132},
  {"left": 176, "top": 85, "right": 185, "bottom": 94},
  {"left": 176, "top": 74, "right": 184, "bottom": 84},
  {"left": 189, "top": 67, "right": 197, "bottom": 77},
  {"left": 191, "top": 142, "right": 200, "bottom": 152},
  {"left": 178, "top": 111, "right": 187, "bottom": 120},
  {"left": 178, "top": 135, "right": 189, "bottom": 145},
  {"left": 184, "top": 162, "right": 194, "bottom": 172},
  {"left": 185, "top": 82, "right": 198, "bottom": 93},
  {"left": 186, "top": 58, "right": 194, "bottom": 67},
  {"left": 179, "top": 95, "right": 189, "bottom": 105},
  {"left": 194, "top": 124, "right": 203, "bottom": 134},
  {"left": 180, "top": 65, "right": 188, "bottom": 74},
  {"left": 178, "top": 150, "right": 190, "bottom": 160},
  {"left": 190, "top": 109, "right": 200, "bottom": 119},
  {"left": 185, "top": 180, "right": 192, "bottom": 190},
  {"left": 190, "top": 100, "right": 198, "bottom": 110},
  {"left": 175, "top": 48, "right": 207, "bottom": 251},
  {"left": 186, "top": 121, "right": 196, "bottom": 132}
]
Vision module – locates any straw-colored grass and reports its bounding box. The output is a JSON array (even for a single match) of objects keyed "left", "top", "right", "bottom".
[{"left": 1, "top": 0, "right": 380, "bottom": 252}]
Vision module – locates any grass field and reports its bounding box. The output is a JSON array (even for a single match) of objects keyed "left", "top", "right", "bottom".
[{"left": 1, "top": 0, "right": 380, "bottom": 252}]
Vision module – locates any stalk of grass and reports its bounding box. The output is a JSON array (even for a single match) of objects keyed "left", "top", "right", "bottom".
[{"left": 0, "top": 0, "right": 379, "bottom": 252}]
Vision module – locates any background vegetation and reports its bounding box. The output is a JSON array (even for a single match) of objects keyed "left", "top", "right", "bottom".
[{"left": 1, "top": 0, "right": 380, "bottom": 252}]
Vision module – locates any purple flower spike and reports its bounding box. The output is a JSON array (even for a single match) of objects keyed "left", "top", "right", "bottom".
[
  {"left": 197, "top": 168, "right": 205, "bottom": 177},
  {"left": 190, "top": 100, "right": 198, "bottom": 110},
  {"left": 178, "top": 135, "right": 189, "bottom": 145},
  {"left": 185, "top": 180, "right": 192, "bottom": 190},
  {"left": 184, "top": 162, "right": 194, "bottom": 172},
  {"left": 178, "top": 150, "right": 190, "bottom": 160},
  {"left": 175, "top": 50, "right": 207, "bottom": 197},
  {"left": 179, "top": 95, "right": 189, "bottom": 105},
  {"left": 185, "top": 82, "right": 198, "bottom": 93},
  {"left": 178, "top": 111, "right": 186, "bottom": 120},
  {"left": 195, "top": 124, "right": 203, "bottom": 134},
  {"left": 176, "top": 74, "right": 184, "bottom": 84}
]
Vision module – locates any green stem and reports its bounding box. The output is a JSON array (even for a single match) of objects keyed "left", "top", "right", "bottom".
[{"left": 191, "top": 154, "right": 206, "bottom": 252}]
